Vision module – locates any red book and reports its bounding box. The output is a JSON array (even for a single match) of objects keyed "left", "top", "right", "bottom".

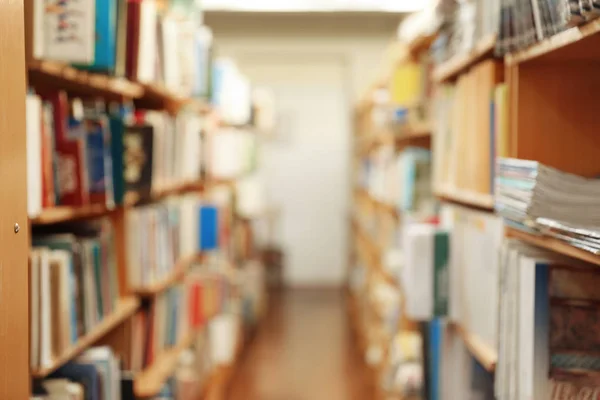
[
  {"left": 125, "top": 0, "right": 141, "bottom": 81},
  {"left": 189, "top": 282, "right": 203, "bottom": 328},
  {"left": 41, "top": 91, "right": 88, "bottom": 206}
]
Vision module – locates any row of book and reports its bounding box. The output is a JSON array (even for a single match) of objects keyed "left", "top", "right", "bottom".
[
  {"left": 402, "top": 204, "right": 504, "bottom": 352},
  {"left": 30, "top": 220, "right": 120, "bottom": 370},
  {"left": 497, "top": 0, "right": 600, "bottom": 54},
  {"left": 430, "top": 0, "right": 499, "bottom": 64},
  {"left": 26, "top": 90, "right": 206, "bottom": 216},
  {"left": 496, "top": 240, "right": 600, "bottom": 399},
  {"left": 425, "top": 320, "right": 495, "bottom": 399},
  {"left": 127, "top": 268, "right": 232, "bottom": 372},
  {"left": 357, "top": 146, "right": 435, "bottom": 216},
  {"left": 432, "top": 61, "right": 507, "bottom": 199},
  {"left": 496, "top": 157, "right": 600, "bottom": 254},
  {"left": 32, "top": 346, "right": 125, "bottom": 400},
  {"left": 27, "top": 0, "right": 211, "bottom": 99}
]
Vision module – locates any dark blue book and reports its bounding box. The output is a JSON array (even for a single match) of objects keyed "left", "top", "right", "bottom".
[
  {"left": 49, "top": 361, "right": 101, "bottom": 400},
  {"left": 428, "top": 318, "right": 443, "bottom": 400},
  {"left": 200, "top": 205, "right": 218, "bottom": 250},
  {"left": 85, "top": 118, "right": 113, "bottom": 206},
  {"left": 109, "top": 116, "right": 125, "bottom": 205}
]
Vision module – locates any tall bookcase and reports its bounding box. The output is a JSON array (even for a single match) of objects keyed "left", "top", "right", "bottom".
[
  {"left": 353, "top": 5, "right": 600, "bottom": 399},
  {"left": 0, "top": 0, "right": 30, "bottom": 398}
]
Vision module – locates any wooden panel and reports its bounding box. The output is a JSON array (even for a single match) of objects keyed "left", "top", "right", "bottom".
[
  {"left": 514, "top": 63, "right": 600, "bottom": 176},
  {"left": 0, "top": 0, "right": 30, "bottom": 397}
]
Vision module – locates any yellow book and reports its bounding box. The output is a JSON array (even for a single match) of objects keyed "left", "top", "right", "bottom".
[{"left": 390, "top": 62, "right": 423, "bottom": 107}]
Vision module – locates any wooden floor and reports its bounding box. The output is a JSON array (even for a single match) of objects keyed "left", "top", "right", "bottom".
[{"left": 227, "top": 289, "right": 376, "bottom": 400}]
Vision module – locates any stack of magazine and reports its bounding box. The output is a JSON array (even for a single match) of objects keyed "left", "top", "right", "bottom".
[
  {"left": 495, "top": 157, "right": 600, "bottom": 254},
  {"left": 496, "top": 0, "right": 600, "bottom": 54}
]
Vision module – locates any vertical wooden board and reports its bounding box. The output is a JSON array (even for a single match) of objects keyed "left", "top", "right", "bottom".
[
  {"left": 515, "top": 62, "right": 600, "bottom": 176},
  {"left": 0, "top": 0, "right": 29, "bottom": 397},
  {"left": 112, "top": 208, "right": 129, "bottom": 296}
]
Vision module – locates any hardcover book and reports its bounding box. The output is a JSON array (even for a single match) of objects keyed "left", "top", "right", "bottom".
[{"left": 123, "top": 125, "right": 154, "bottom": 200}]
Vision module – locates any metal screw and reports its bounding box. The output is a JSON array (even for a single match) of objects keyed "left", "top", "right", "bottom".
[{"left": 14, "top": 223, "right": 19, "bottom": 234}]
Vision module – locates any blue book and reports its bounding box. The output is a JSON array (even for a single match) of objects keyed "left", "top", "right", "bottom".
[
  {"left": 428, "top": 318, "right": 443, "bottom": 400},
  {"left": 76, "top": 0, "right": 118, "bottom": 72},
  {"left": 200, "top": 206, "right": 219, "bottom": 250},
  {"left": 50, "top": 361, "right": 100, "bottom": 400},
  {"left": 85, "top": 118, "right": 110, "bottom": 205}
]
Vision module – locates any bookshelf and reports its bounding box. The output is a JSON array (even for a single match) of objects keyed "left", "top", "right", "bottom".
[
  {"left": 355, "top": 2, "right": 600, "bottom": 398},
  {"left": 19, "top": 1, "right": 270, "bottom": 399}
]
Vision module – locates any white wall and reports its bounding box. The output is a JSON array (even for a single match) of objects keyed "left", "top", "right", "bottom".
[{"left": 206, "top": 13, "right": 396, "bottom": 287}]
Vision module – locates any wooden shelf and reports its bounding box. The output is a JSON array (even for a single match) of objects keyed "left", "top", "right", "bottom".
[
  {"left": 27, "top": 60, "right": 211, "bottom": 115},
  {"left": 124, "top": 180, "right": 205, "bottom": 207},
  {"left": 506, "top": 18, "right": 600, "bottom": 65},
  {"left": 135, "top": 83, "right": 211, "bottom": 115},
  {"left": 134, "top": 331, "right": 196, "bottom": 398},
  {"left": 506, "top": 227, "right": 600, "bottom": 266},
  {"left": 433, "top": 34, "right": 496, "bottom": 83},
  {"left": 355, "top": 188, "right": 399, "bottom": 219},
  {"left": 31, "top": 296, "right": 140, "bottom": 378},
  {"left": 434, "top": 187, "right": 495, "bottom": 211},
  {"left": 30, "top": 204, "right": 118, "bottom": 225},
  {"left": 28, "top": 60, "right": 143, "bottom": 100},
  {"left": 131, "top": 253, "right": 202, "bottom": 297},
  {"left": 453, "top": 323, "right": 497, "bottom": 372},
  {"left": 357, "top": 124, "right": 432, "bottom": 154}
]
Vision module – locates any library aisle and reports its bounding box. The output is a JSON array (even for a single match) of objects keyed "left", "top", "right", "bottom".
[{"left": 228, "top": 290, "right": 375, "bottom": 400}]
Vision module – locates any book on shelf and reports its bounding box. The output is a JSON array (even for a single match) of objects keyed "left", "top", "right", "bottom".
[
  {"left": 497, "top": 240, "right": 600, "bottom": 400},
  {"left": 30, "top": 220, "right": 120, "bottom": 371},
  {"left": 212, "top": 59, "right": 252, "bottom": 126},
  {"left": 402, "top": 223, "right": 450, "bottom": 320},
  {"left": 26, "top": 91, "right": 137, "bottom": 216},
  {"left": 26, "top": 0, "right": 96, "bottom": 64},
  {"left": 33, "top": 346, "right": 122, "bottom": 400},
  {"left": 125, "top": 195, "right": 203, "bottom": 290},
  {"left": 432, "top": 63, "right": 504, "bottom": 198},
  {"left": 496, "top": 157, "right": 600, "bottom": 253},
  {"left": 126, "top": 269, "right": 233, "bottom": 372},
  {"left": 439, "top": 204, "right": 504, "bottom": 351}
]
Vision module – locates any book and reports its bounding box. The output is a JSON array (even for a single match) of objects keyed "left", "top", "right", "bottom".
[
  {"left": 30, "top": 222, "right": 121, "bottom": 369},
  {"left": 29, "top": 0, "right": 96, "bottom": 63},
  {"left": 123, "top": 124, "right": 154, "bottom": 200},
  {"left": 75, "top": 0, "right": 118, "bottom": 73},
  {"left": 199, "top": 205, "right": 219, "bottom": 251},
  {"left": 27, "top": 93, "right": 43, "bottom": 217}
]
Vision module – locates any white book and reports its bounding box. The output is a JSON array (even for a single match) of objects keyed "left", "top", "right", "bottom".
[
  {"left": 49, "top": 250, "right": 73, "bottom": 352},
  {"left": 30, "top": 249, "right": 41, "bottom": 369},
  {"left": 26, "top": 94, "right": 42, "bottom": 218},
  {"left": 39, "top": 248, "right": 52, "bottom": 368},
  {"left": 402, "top": 224, "right": 435, "bottom": 320},
  {"left": 78, "top": 347, "right": 120, "bottom": 400},
  {"left": 41, "top": 0, "right": 95, "bottom": 63},
  {"left": 160, "top": 15, "right": 180, "bottom": 93},
  {"left": 137, "top": 0, "right": 157, "bottom": 83}
]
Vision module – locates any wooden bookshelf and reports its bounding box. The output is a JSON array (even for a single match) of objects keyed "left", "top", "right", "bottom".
[
  {"left": 31, "top": 296, "right": 140, "bottom": 378},
  {"left": 30, "top": 204, "right": 118, "bottom": 225},
  {"left": 506, "top": 18, "right": 600, "bottom": 65},
  {"left": 27, "top": 60, "right": 144, "bottom": 101},
  {"left": 124, "top": 180, "right": 206, "bottom": 207},
  {"left": 357, "top": 124, "right": 431, "bottom": 155},
  {"left": 27, "top": 60, "right": 212, "bottom": 115},
  {"left": 433, "top": 34, "right": 496, "bottom": 83},
  {"left": 505, "top": 227, "right": 600, "bottom": 267},
  {"left": 453, "top": 323, "right": 497, "bottom": 372},
  {"left": 434, "top": 187, "right": 495, "bottom": 211},
  {"left": 135, "top": 83, "right": 212, "bottom": 115},
  {"left": 134, "top": 330, "right": 196, "bottom": 398},
  {"left": 131, "top": 253, "right": 201, "bottom": 297}
]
